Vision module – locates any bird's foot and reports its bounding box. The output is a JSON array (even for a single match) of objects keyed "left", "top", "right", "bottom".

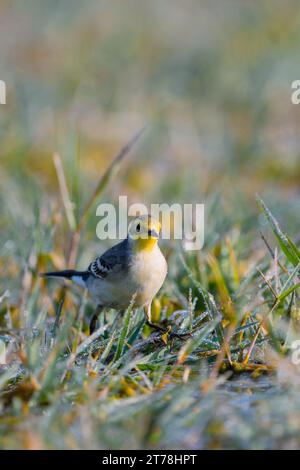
[{"left": 146, "top": 320, "right": 192, "bottom": 343}]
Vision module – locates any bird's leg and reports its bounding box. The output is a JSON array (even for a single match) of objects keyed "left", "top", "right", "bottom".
[
  {"left": 144, "top": 304, "right": 191, "bottom": 341},
  {"left": 145, "top": 302, "right": 153, "bottom": 324},
  {"left": 145, "top": 303, "right": 165, "bottom": 331},
  {"left": 111, "top": 310, "right": 124, "bottom": 330},
  {"left": 89, "top": 305, "right": 103, "bottom": 335},
  {"left": 144, "top": 303, "right": 166, "bottom": 332}
]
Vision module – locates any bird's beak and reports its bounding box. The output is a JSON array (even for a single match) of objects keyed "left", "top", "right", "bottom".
[{"left": 148, "top": 229, "right": 159, "bottom": 239}]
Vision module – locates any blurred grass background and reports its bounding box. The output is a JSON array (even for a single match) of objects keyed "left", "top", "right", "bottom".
[
  {"left": 1, "top": 0, "right": 300, "bottom": 192},
  {"left": 1, "top": 0, "right": 300, "bottom": 450}
]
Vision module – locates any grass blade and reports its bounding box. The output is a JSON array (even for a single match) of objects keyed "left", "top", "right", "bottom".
[
  {"left": 78, "top": 125, "right": 146, "bottom": 231},
  {"left": 114, "top": 295, "right": 136, "bottom": 361},
  {"left": 53, "top": 152, "right": 76, "bottom": 231}
]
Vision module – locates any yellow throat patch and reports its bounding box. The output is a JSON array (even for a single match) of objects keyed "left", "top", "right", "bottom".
[{"left": 134, "top": 237, "right": 158, "bottom": 252}]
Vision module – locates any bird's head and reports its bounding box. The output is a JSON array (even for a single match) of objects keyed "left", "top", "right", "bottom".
[{"left": 128, "top": 215, "right": 161, "bottom": 251}]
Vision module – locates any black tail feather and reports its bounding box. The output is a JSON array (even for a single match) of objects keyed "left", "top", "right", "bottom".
[
  {"left": 41, "top": 270, "right": 89, "bottom": 287},
  {"left": 42, "top": 269, "right": 79, "bottom": 278}
]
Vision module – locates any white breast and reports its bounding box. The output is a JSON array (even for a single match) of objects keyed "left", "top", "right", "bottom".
[{"left": 130, "top": 245, "right": 168, "bottom": 306}]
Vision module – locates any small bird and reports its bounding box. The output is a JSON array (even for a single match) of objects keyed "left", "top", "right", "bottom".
[{"left": 42, "top": 215, "right": 168, "bottom": 334}]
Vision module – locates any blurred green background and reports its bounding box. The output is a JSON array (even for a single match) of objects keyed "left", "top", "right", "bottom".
[{"left": 1, "top": 0, "right": 300, "bottom": 192}]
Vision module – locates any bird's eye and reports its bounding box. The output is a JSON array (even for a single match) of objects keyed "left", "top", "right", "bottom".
[{"left": 136, "top": 223, "right": 141, "bottom": 232}]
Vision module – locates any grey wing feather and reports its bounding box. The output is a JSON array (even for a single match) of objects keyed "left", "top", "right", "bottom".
[{"left": 88, "top": 238, "right": 130, "bottom": 279}]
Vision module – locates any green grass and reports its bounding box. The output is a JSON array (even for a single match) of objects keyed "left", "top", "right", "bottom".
[
  {"left": 1, "top": 0, "right": 300, "bottom": 450},
  {"left": 1, "top": 139, "right": 300, "bottom": 449}
]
